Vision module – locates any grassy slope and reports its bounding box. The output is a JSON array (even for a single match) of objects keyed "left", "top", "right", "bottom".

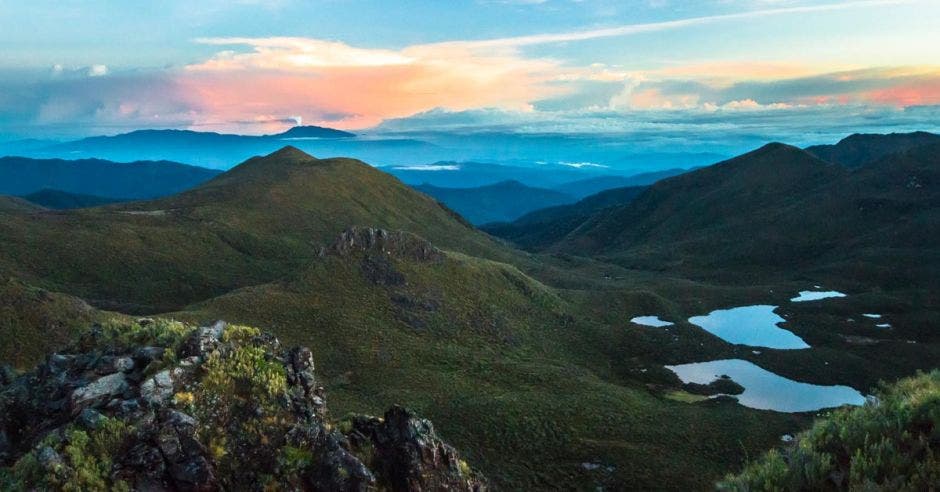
[
  {"left": 0, "top": 147, "right": 512, "bottom": 313},
  {"left": 172, "top": 242, "right": 805, "bottom": 490},
  {"left": 0, "top": 278, "right": 110, "bottom": 369},
  {"left": 19, "top": 189, "right": 128, "bottom": 209}
]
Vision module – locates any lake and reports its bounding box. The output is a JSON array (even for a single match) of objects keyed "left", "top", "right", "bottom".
[
  {"left": 688, "top": 305, "right": 810, "bottom": 349},
  {"left": 666, "top": 359, "right": 866, "bottom": 412}
]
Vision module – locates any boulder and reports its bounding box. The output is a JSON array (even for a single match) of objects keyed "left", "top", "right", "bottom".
[
  {"left": 141, "top": 370, "right": 176, "bottom": 406},
  {"left": 70, "top": 372, "right": 128, "bottom": 411}
]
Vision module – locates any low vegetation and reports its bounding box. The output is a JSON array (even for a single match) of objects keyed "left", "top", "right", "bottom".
[{"left": 721, "top": 370, "right": 940, "bottom": 490}]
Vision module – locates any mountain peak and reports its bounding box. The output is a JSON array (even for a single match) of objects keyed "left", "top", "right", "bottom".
[
  {"left": 273, "top": 125, "right": 355, "bottom": 139},
  {"left": 266, "top": 145, "right": 317, "bottom": 161}
]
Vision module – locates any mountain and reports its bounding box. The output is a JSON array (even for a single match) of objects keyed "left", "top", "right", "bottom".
[
  {"left": 552, "top": 142, "right": 940, "bottom": 287},
  {"left": 805, "top": 131, "right": 940, "bottom": 167},
  {"left": 553, "top": 168, "right": 691, "bottom": 198},
  {"left": 2, "top": 136, "right": 938, "bottom": 490},
  {"left": 0, "top": 156, "right": 221, "bottom": 198},
  {"left": 19, "top": 189, "right": 128, "bottom": 209},
  {"left": 0, "top": 318, "right": 485, "bottom": 490},
  {"left": 25, "top": 128, "right": 440, "bottom": 169},
  {"left": 272, "top": 125, "right": 355, "bottom": 139},
  {"left": 414, "top": 180, "right": 575, "bottom": 224},
  {"left": 0, "top": 147, "right": 508, "bottom": 312},
  {"left": 482, "top": 185, "right": 647, "bottom": 250}
]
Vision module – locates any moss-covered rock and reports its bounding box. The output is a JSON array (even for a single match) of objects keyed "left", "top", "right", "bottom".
[{"left": 0, "top": 318, "right": 485, "bottom": 491}]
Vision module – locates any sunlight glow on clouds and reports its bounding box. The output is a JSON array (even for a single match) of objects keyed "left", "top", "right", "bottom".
[{"left": 0, "top": 0, "right": 938, "bottom": 139}]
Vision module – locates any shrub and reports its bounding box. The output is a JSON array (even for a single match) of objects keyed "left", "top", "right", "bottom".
[{"left": 720, "top": 370, "right": 940, "bottom": 490}]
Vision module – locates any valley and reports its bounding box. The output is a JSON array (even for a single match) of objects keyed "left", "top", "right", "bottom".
[{"left": 1, "top": 132, "right": 938, "bottom": 489}]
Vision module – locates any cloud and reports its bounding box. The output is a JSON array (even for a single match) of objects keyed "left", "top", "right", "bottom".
[
  {"left": 182, "top": 37, "right": 563, "bottom": 129},
  {"left": 87, "top": 64, "right": 108, "bottom": 77},
  {"left": 440, "top": 0, "right": 913, "bottom": 49},
  {"left": 559, "top": 161, "right": 609, "bottom": 168},
  {"left": 391, "top": 164, "right": 461, "bottom": 171},
  {"left": 0, "top": 0, "right": 934, "bottom": 139}
]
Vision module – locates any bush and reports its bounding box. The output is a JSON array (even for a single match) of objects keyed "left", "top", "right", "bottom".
[{"left": 720, "top": 370, "right": 940, "bottom": 490}]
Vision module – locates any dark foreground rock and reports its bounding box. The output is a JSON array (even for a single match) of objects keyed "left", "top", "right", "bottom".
[{"left": 0, "top": 319, "right": 485, "bottom": 491}]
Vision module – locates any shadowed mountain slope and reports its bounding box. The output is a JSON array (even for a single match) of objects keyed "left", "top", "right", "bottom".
[
  {"left": 414, "top": 180, "right": 575, "bottom": 224},
  {"left": 19, "top": 189, "right": 128, "bottom": 209},
  {"left": 554, "top": 168, "right": 691, "bottom": 198},
  {"left": 483, "top": 185, "right": 647, "bottom": 250},
  {"left": 552, "top": 142, "right": 940, "bottom": 286},
  {"left": 806, "top": 131, "right": 940, "bottom": 168}
]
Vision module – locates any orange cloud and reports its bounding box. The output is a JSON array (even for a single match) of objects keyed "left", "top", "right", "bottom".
[
  {"left": 864, "top": 78, "right": 940, "bottom": 106},
  {"left": 182, "top": 37, "right": 564, "bottom": 130}
]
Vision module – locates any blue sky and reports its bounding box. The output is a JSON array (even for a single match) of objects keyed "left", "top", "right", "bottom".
[{"left": 1, "top": 0, "right": 938, "bottom": 149}]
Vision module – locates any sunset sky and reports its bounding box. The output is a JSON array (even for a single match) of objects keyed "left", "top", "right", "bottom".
[{"left": 1, "top": 0, "right": 939, "bottom": 143}]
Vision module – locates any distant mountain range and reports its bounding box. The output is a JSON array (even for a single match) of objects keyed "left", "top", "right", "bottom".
[
  {"left": 415, "top": 180, "right": 575, "bottom": 224},
  {"left": 2, "top": 126, "right": 725, "bottom": 174},
  {"left": 0, "top": 156, "right": 221, "bottom": 199}
]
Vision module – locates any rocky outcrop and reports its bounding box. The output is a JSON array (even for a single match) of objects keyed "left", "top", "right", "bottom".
[
  {"left": 0, "top": 319, "right": 485, "bottom": 491},
  {"left": 321, "top": 227, "right": 444, "bottom": 263}
]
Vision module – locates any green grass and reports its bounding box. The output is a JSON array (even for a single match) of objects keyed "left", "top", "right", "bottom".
[{"left": 171, "top": 246, "right": 806, "bottom": 490}]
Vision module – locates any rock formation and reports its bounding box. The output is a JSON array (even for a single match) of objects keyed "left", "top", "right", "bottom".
[{"left": 0, "top": 318, "right": 484, "bottom": 491}]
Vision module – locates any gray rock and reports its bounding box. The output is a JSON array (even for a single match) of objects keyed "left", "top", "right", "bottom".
[
  {"left": 179, "top": 321, "right": 226, "bottom": 358},
  {"left": 37, "top": 446, "right": 65, "bottom": 472},
  {"left": 77, "top": 408, "right": 106, "bottom": 429},
  {"left": 70, "top": 372, "right": 128, "bottom": 411},
  {"left": 141, "top": 370, "right": 175, "bottom": 406},
  {"left": 47, "top": 354, "right": 74, "bottom": 375},
  {"left": 114, "top": 356, "right": 136, "bottom": 373},
  {"left": 0, "top": 429, "right": 9, "bottom": 461},
  {"left": 0, "top": 364, "right": 15, "bottom": 386},
  {"left": 134, "top": 346, "right": 166, "bottom": 364}
]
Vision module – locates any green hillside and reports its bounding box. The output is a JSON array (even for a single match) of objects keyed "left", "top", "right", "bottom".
[
  {"left": 0, "top": 147, "right": 510, "bottom": 312},
  {"left": 19, "top": 189, "right": 127, "bottom": 209}
]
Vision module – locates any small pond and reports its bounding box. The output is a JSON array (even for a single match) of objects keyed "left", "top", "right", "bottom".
[
  {"left": 791, "top": 290, "right": 846, "bottom": 302},
  {"left": 688, "top": 305, "right": 809, "bottom": 349},
  {"left": 631, "top": 316, "right": 674, "bottom": 328}
]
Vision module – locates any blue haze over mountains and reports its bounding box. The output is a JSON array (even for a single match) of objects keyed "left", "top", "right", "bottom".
[{"left": 0, "top": 126, "right": 725, "bottom": 181}]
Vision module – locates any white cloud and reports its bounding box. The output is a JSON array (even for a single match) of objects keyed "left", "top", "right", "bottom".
[{"left": 87, "top": 64, "right": 108, "bottom": 77}]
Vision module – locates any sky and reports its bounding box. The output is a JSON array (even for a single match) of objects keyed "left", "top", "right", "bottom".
[{"left": 1, "top": 0, "right": 939, "bottom": 149}]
